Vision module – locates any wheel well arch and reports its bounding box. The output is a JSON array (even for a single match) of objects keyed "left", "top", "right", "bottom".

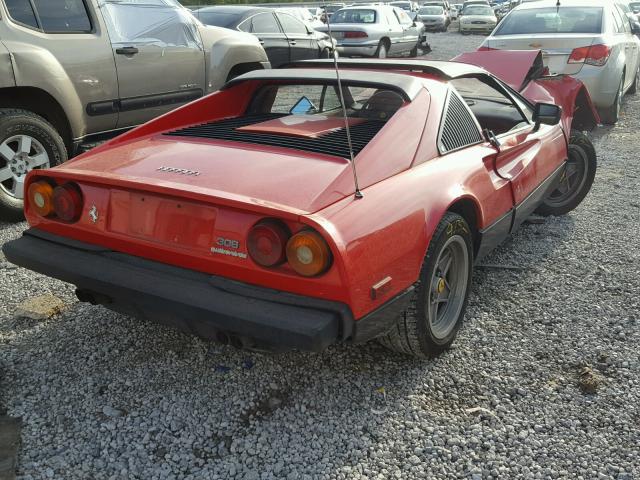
[
  {"left": 0, "top": 87, "right": 72, "bottom": 153},
  {"left": 226, "top": 62, "right": 266, "bottom": 83},
  {"left": 570, "top": 85, "right": 599, "bottom": 132},
  {"left": 380, "top": 37, "right": 391, "bottom": 49},
  {"left": 447, "top": 197, "right": 482, "bottom": 257}
]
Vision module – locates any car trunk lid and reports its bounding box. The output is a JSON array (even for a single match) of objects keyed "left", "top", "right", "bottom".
[{"left": 485, "top": 34, "right": 600, "bottom": 75}]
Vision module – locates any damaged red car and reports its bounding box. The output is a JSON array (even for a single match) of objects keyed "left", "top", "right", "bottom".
[{"left": 3, "top": 56, "right": 599, "bottom": 358}]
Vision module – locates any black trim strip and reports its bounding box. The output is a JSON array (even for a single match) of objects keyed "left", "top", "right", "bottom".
[
  {"left": 476, "top": 208, "right": 514, "bottom": 264},
  {"left": 86, "top": 88, "right": 203, "bottom": 117}
]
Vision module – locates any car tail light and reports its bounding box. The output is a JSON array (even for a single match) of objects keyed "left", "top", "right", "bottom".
[
  {"left": 344, "top": 31, "right": 368, "bottom": 38},
  {"left": 52, "top": 183, "right": 83, "bottom": 222},
  {"left": 286, "top": 229, "right": 332, "bottom": 277},
  {"left": 247, "top": 219, "right": 290, "bottom": 267},
  {"left": 27, "top": 180, "right": 55, "bottom": 217},
  {"left": 568, "top": 44, "right": 611, "bottom": 66}
]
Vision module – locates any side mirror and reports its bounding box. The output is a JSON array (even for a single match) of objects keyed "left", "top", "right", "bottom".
[{"left": 533, "top": 102, "right": 561, "bottom": 130}]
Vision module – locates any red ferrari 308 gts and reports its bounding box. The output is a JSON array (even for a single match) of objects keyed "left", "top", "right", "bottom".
[{"left": 3, "top": 55, "right": 599, "bottom": 358}]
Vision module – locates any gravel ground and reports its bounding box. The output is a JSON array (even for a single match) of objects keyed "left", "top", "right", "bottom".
[{"left": 1, "top": 31, "right": 639, "bottom": 479}]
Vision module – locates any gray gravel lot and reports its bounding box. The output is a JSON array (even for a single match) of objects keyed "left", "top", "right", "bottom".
[{"left": 1, "top": 30, "right": 639, "bottom": 479}]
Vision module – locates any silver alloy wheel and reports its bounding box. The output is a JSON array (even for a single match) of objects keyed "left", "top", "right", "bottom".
[
  {"left": 427, "top": 235, "right": 470, "bottom": 340},
  {"left": 0, "top": 135, "right": 50, "bottom": 200},
  {"left": 546, "top": 142, "right": 589, "bottom": 208}
]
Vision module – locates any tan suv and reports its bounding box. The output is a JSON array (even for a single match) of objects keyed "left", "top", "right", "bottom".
[{"left": 0, "top": 0, "right": 270, "bottom": 220}]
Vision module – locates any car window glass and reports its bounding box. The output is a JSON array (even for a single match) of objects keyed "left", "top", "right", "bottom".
[
  {"left": 451, "top": 77, "right": 527, "bottom": 136},
  {"left": 276, "top": 12, "right": 308, "bottom": 34},
  {"left": 386, "top": 9, "right": 400, "bottom": 25},
  {"left": 611, "top": 5, "right": 624, "bottom": 33},
  {"left": 250, "top": 13, "right": 281, "bottom": 33},
  {"left": 32, "top": 0, "right": 92, "bottom": 32},
  {"left": 250, "top": 83, "right": 404, "bottom": 121},
  {"left": 197, "top": 11, "right": 242, "bottom": 28},
  {"left": 395, "top": 8, "right": 413, "bottom": 24},
  {"left": 99, "top": 0, "right": 203, "bottom": 48},
  {"left": 494, "top": 7, "right": 603, "bottom": 35},
  {"left": 5, "top": 0, "right": 39, "bottom": 29},
  {"left": 331, "top": 9, "right": 377, "bottom": 23}
]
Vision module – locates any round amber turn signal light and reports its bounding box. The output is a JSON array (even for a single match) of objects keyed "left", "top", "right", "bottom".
[
  {"left": 286, "top": 230, "right": 332, "bottom": 277},
  {"left": 27, "top": 180, "right": 55, "bottom": 217}
]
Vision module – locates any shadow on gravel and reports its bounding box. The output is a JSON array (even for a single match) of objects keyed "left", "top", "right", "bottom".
[{"left": 0, "top": 212, "right": 586, "bottom": 476}]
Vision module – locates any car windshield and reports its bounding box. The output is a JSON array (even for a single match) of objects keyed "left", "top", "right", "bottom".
[
  {"left": 248, "top": 83, "right": 405, "bottom": 121},
  {"left": 495, "top": 7, "right": 603, "bottom": 35},
  {"left": 196, "top": 11, "right": 242, "bottom": 28},
  {"left": 331, "top": 9, "right": 377, "bottom": 23},
  {"left": 464, "top": 5, "right": 492, "bottom": 15},
  {"left": 419, "top": 6, "right": 444, "bottom": 14}
]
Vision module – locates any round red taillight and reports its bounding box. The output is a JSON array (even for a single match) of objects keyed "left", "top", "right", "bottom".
[
  {"left": 52, "top": 183, "right": 83, "bottom": 222},
  {"left": 247, "top": 220, "right": 290, "bottom": 267}
]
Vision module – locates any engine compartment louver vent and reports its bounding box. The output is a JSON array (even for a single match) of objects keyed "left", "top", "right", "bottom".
[
  {"left": 164, "top": 114, "right": 386, "bottom": 159},
  {"left": 439, "top": 92, "right": 483, "bottom": 153}
]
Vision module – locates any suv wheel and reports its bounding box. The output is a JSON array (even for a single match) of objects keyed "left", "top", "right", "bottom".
[{"left": 0, "top": 109, "right": 67, "bottom": 221}]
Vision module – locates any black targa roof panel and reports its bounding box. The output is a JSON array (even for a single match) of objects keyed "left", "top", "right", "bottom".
[
  {"left": 286, "top": 59, "right": 489, "bottom": 80},
  {"left": 222, "top": 68, "right": 424, "bottom": 101}
]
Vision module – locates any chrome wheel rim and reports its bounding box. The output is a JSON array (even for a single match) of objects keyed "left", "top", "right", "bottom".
[
  {"left": 427, "top": 235, "right": 469, "bottom": 340},
  {"left": 378, "top": 44, "right": 387, "bottom": 58},
  {"left": 546, "top": 144, "right": 588, "bottom": 207},
  {"left": 0, "top": 135, "right": 50, "bottom": 200}
]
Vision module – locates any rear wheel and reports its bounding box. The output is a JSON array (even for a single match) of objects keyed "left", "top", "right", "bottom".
[
  {"left": 379, "top": 213, "right": 473, "bottom": 358},
  {"left": 600, "top": 74, "right": 624, "bottom": 124},
  {"left": 535, "top": 130, "right": 596, "bottom": 217},
  {"left": 0, "top": 109, "right": 67, "bottom": 221},
  {"left": 409, "top": 42, "right": 419, "bottom": 57},
  {"left": 375, "top": 40, "right": 388, "bottom": 58}
]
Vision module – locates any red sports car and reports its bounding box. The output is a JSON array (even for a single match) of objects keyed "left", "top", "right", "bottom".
[{"left": 3, "top": 56, "right": 599, "bottom": 358}]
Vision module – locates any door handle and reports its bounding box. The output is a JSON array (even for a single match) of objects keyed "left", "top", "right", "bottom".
[
  {"left": 289, "top": 41, "right": 297, "bottom": 46},
  {"left": 258, "top": 39, "right": 265, "bottom": 45},
  {"left": 116, "top": 46, "right": 139, "bottom": 55}
]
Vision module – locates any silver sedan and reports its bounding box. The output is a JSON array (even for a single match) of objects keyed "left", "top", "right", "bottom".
[
  {"left": 482, "top": 0, "right": 640, "bottom": 124},
  {"left": 316, "top": 5, "right": 422, "bottom": 58}
]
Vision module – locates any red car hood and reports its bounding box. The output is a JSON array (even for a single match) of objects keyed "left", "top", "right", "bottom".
[{"left": 58, "top": 135, "right": 358, "bottom": 215}]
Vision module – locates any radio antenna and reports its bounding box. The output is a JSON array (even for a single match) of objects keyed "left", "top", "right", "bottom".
[{"left": 324, "top": 7, "right": 363, "bottom": 199}]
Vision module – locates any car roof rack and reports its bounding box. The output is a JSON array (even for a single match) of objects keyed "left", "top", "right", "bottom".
[
  {"left": 222, "top": 68, "right": 424, "bottom": 101},
  {"left": 284, "top": 59, "right": 487, "bottom": 80}
]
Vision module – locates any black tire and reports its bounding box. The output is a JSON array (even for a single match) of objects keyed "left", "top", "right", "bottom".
[
  {"left": 409, "top": 42, "right": 419, "bottom": 57},
  {"left": 0, "top": 109, "right": 67, "bottom": 222},
  {"left": 375, "top": 39, "right": 389, "bottom": 59},
  {"left": 535, "top": 130, "right": 596, "bottom": 217},
  {"left": 320, "top": 47, "right": 332, "bottom": 59},
  {"left": 599, "top": 74, "right": 624, "bottom": 124},
  {"left": 379, "top": 212, "right": 473, "bottom": 358},
  {"left": 628, "top": 64, "right": 639, "bottom": 95}
]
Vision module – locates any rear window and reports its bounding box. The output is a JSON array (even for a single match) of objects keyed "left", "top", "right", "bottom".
[
  {"left": 495, "top": 7, "right": 603, "bottom": 35},
  {"left": 331, "top": 9, "right": 377, "bottom": 23},
  {"left": 249, "top": 83, "right": 404, "bottom": 121},
  {"left": 196, "top": 11, "right": 242, "bottom": 28},
  {"left": 419, "top": 6, "right": 444, "bottom": 15}
]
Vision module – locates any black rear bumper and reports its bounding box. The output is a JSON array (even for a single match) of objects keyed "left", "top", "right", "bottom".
[{"left": 3, "top": 229, "right": 413, "bottom": 351}]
